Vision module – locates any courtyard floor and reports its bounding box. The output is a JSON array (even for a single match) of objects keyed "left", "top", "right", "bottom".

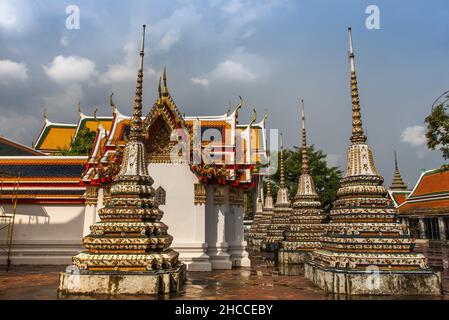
[{"left": 0, "top": 241, "right": 448, "bottom": 300}]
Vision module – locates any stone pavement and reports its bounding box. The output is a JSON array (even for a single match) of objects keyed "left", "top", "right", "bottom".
[{"left": 0, "top": 242, "right": 448, "bottom": 300}]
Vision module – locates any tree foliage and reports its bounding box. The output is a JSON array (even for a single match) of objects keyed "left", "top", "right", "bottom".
[
  {"left": 267, "top": 145, "right": 342, "bottom": 212},
  {"left": 57, "top": 127, "right": 96, "bottom": 156},
  {"left": 425, "top": 95, "right": 449, "bottom": 160}
]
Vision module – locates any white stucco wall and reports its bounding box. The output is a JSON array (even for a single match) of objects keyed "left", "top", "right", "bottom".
[
  {"left": 148, "top": 163, "right": 198, "bottom": 244},
  {"left": 0, "top": 203, "right": 85, "bottom": 265}
]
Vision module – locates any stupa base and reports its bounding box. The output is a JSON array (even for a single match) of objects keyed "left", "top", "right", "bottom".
[
  {"left": 304, "top": 262, "right": 442, "bottom": 296},
  {"left": 278, "top": 250, "right": 309, "bottom": 265},
  {"left": 58, "top": 264, "right": 186, "bottom": 296}
]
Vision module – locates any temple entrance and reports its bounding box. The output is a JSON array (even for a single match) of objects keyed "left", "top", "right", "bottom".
[{"left": 425, "top": 218, "right": 441, "bottom": 240}]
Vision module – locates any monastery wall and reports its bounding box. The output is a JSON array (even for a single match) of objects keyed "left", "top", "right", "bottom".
[
  {"left": 147, "top": 163, "right": 212, "bottom": 271},
  {"left": 0, "top": 204, "right": 84, "bottom": 265}
]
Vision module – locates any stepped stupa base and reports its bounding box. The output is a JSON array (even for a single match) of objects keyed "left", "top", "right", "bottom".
[
  {"left": 304, "top": 262, "right": 442, "bottom": 296},
  {"left": 58, "top": 264, "right": 186, "bottom": 296},
  {"left": 278, "top": 250, "right": 309, "bottom": 265}
]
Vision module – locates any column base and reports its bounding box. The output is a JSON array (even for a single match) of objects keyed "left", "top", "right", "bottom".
[
  {"left": 58, "top": 264, "right": 186, "bottom": 296},
  {"left": 207, "top": 242, "right": 232, "bottom": 270},
  {"left": 173, "top": 242, "right": 212, "bottom": 272},
  {"left": 228, "top": 241, "right": 251, "bottom": 267},
  {"left": 304, "top": 262, "right": 442, "bottom": 296}
]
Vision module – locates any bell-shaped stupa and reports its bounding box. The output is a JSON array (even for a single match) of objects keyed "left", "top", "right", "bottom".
[
  {"left": 247, "top": 176, "right": 266, "bottom": 251},
  {"left": 263, "top": 134, "right": 292, "bottom": 251},
  {"left": 305, "top": 28, "right": 441, "bottom": 295},
  {"left": 59, "top": 26, "right": 186, "bottom": 295},
  {"left": 279, "top": 100, "right": 326, "bottom": 265}
]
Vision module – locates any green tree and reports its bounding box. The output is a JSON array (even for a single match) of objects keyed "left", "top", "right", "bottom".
[
  {"left": 425, "top": 94, "right": 449, "bottom": 161},
  {"left": 57, "top": 127, "right": 96, "bottom": 156},
  {"left": 268, "top": 145, "right": 342, "bottom": 212}
]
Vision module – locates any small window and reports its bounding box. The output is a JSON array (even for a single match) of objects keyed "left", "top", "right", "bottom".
[{"left": 155, "top": 186, "right": 166, "bottom": 205}]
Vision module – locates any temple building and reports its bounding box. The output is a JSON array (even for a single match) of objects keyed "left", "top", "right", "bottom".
[
  {"left": 0, "top": 43, "right": 267, "bottom": 273},
  {"left": 395, "top": 168, "right": 449, "bottom": 241},
  {"left": 278, "top": 100, "right": 325, "bottom": 266},
  {"left": 386, "top": 152, "right": 449, "bottom": 242},
  {"left": 304, "top": 28, "right": 441, "bottom": 295},
  {"left": 263, "top": 135, "right": 292, "bottom": 251}
]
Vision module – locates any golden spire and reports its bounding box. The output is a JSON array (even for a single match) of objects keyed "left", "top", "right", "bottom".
[
  {"left": 257, "top": 175, "right": 263, "bottom": 203},
  {"left": 348, "top": 27, "right": 367, "bottom": 144},
  {"left": 300, "top": 99, "right": 309, "bottom": 175},
  {"left": 129, "top": 25, "right": 146, "bottom": 142},
  {"left": 162, "top": 66, "right": 169, "bottom": 97},
  {"left": 390, "top": 151, "right": 408, "bottom": 190},
  {"left": 266, "top": 175, "right": 272, "bottom": 197},
  {"left": 279, "top": 133, "right": 286, "bottom": 188}
]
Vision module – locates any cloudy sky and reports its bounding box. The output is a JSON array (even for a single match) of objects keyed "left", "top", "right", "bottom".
[{"left": 0, "top": 0, "right": 448, "bottom": 186}]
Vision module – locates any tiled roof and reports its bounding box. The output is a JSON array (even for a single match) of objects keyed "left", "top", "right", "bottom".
[
  {"left": 409, "top": 169, "right": 449, "bottom": 199},
  {"left": 35, "top": 123, "right": 77, "bottom": 151},
  {"left": 388, "top": 190, "right": 410, "bottom": 207},
  {"left": 398, "top": 168, "right": 449, "bottom": 215},
  {"left": 0, "top": 136, "right": 44, "bottom": 156},
  {"left": 0, "top": 157, "right": 86, "bottom": 180},
  {"left": 0, "top": 156, "right": 87, "bottom": 203}
]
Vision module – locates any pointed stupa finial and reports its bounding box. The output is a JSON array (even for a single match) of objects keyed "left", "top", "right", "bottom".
[
  {"left": 162, "top": 66, "right": 169, "bottom": 96},
  {"left": 43, "top": 108, "right": 48, "bottom": 121},
  {"left": 129, "top": 24, "right": 146, "bottom": 142},
  {"left": 394, "top": 150, "right": 399, "bottom": 171},
  {"left": 279, "top": 133, "right": 286, "bottom": 188},
  {"left": 300, "top": 99, "right": 309, "bottom": 175},
  {"left": 390, "top": 151, "right": 408, "bottom": 190},
  {"left": 348, "top": 27, "right": 367, "bottom": 144},
  {"left": 266, "top": 174, "right": 272, "bottom": 197},
  {"left": 264, "top": 174, "right": 274, "bottom": 209}
]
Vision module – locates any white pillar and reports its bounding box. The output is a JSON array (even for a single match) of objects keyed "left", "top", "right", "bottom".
[
  {"left": 206, "top": 185, "right": 232, "bottom": 269},
  {"left": 82, "top": 186, "right": 98, "bottom": 237},
  {"left": 438, "top": 217, "right": 447, "bottom": 241},
  {"left": 187, "top": 183, "right": 212, "bottom": 271},
  {"left": 227, "top": 188, "right": 250, "bottom": 267}
]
